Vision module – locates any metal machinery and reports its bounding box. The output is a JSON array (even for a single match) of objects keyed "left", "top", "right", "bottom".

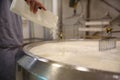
[
  {"left": 16, "top": 40, "right": 120, "bottom": 80},
  {"left": 17, "top": 0, "right": 120, "bottom": 80}
]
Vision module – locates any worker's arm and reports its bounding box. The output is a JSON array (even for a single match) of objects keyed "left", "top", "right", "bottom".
[{"left": 25, "top": 0, "right": 46, "bottom": 14}]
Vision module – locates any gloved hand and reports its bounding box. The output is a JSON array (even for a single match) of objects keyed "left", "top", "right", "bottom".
[{"left": 25, "top": 0, "right": 46, "bottom": 14}]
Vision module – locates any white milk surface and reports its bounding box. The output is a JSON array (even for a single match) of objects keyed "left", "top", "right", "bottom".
[{"left": 29, "top": 40, "right": 120, "bottom": 73}]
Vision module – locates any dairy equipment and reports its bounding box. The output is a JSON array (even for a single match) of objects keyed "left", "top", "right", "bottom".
[
  {"left": 16, "top": 40, "right": 120, "bottom": 80},
  {"left": 16, "top": 0, "right": 120, "bottom": 80}
]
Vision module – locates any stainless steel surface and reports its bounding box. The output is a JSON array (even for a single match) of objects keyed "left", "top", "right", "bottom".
[
  {"left": 99, "top": 38, "right": 116, "bottom": 51},
  {"left": 18, "top": 40, "right": 120, "bottom": 80}
]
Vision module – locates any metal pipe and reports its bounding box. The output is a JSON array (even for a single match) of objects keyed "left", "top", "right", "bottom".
[
  {"left": 28, "top": 21, "right": 35, "bottom": 42},
  {"left": 85, "top": 0, "right": 91, "bottom": 38},
  {"left": 59, "top": 0, "right": 63, "bottom": 32},
  {"left": 58, "top": 0, "right": 64, "bottom": 39}
]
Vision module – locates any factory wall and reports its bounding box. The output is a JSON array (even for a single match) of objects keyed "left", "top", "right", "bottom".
[
  {"left": 62, "top": 0, "right": 120, "bottom": 39},
  {"left": 90, "top": 0, "right": 120, "bottom": 38}
]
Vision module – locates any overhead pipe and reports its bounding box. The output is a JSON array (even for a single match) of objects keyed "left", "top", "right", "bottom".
[
  {"left": 85, "top": 0, "right": 91, "bottom": 38},
  {"left": 101, "top": 0, "right": 120, "bottom": 13}
]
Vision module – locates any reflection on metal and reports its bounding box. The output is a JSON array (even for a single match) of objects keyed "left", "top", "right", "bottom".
[
  {"left": 51, "top": 63, "right": 62, "bottom": 68},
  {"left": 16, "top": 41, "right": 120, "bottom": 80},
  {"left": 113, "top": 75, "right": 120, "bottom": 79},
  {"left": 38, "top": 58, "right": 49, "bottom": 63},
  {"left": 17, "top": 53, "right": 120, "bottom": 80},
  {"left": 75, "top": 66, "right": 90, "bottom": 72},
  {"left": 31, "top": 72, "right": 48, "bottom": 80}
]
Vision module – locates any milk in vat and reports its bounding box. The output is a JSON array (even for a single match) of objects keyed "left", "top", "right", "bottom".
[{"left": 29, "top": 40, "right": 120, "bottom": 73}]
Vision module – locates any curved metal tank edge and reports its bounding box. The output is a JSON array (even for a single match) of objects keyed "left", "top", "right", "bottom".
[{"left": 19, "top": 39, "right": 120, "bottom": 80}]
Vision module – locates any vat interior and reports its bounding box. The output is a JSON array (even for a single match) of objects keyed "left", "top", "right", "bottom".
[{"left": 29, "top": 40, "right": 120, "bottom": 73}]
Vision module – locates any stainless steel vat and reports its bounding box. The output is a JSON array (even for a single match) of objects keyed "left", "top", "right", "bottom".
[{"left": 17, "top": 40, "right": 120, "bottom": 80}]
